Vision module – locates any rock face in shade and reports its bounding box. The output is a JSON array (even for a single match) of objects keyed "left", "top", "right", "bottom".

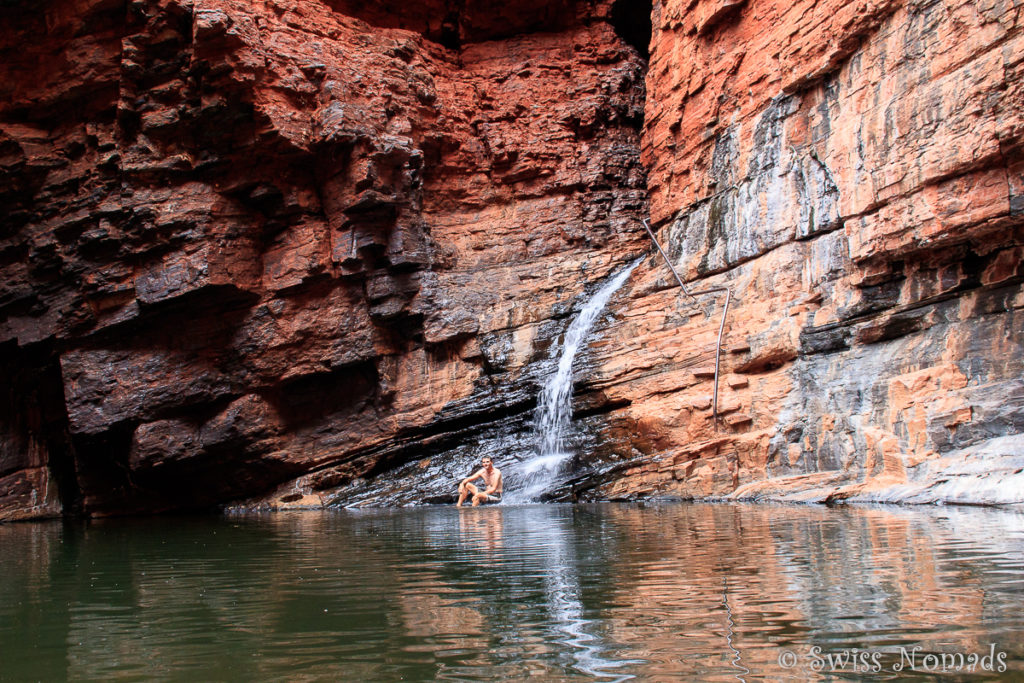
[
  {"left": 1, "top": 0, "right": 1022, "bottom": 519},
  {"left": 0, "top": 0, "right": 648, "bottom": 519}
]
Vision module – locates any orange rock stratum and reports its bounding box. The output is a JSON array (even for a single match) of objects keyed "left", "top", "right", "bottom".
[{"left": 1, "top": 0, "right": 1021, "bottom": 519}]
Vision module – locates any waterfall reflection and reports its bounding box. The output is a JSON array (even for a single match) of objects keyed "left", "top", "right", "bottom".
[
  {"left": 523, "top": 506, "right": 637, "bottom": 681},
  {"left": 450, "top": 506, "right": 632, "bottom": 678}
]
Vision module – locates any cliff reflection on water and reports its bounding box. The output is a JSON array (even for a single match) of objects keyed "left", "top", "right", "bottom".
[{"left": 2, "top": 503, "right": 1023, "bottom": 681}]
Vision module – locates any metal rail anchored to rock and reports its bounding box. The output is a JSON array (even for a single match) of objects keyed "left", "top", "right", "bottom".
[{"left": 641, "top": 219, "right": 733, "bottom": 427}]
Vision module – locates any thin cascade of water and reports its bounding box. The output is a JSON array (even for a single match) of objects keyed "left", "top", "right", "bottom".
[{"left": 509, "top": 259, "right": 640, "bottom": 503}]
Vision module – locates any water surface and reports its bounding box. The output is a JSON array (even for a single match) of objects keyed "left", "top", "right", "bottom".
[{"left": 2, "top": 503, "right": 1023, "bottom": 681}]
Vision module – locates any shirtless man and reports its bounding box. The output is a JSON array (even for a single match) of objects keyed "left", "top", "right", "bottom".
[{"left": 456, "top": 456, "right": 503, "bottom": 507}]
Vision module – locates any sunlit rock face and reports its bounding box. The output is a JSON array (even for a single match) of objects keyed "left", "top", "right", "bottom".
[
  {"left": 589, "top": 0, "right": 1024, "bottom": 505},
  {"left": 0, "top": 0, "right": 648, "bottom": 518},
  {"left": 2, "top": 0, "right": 1022, "bottom": 519}
]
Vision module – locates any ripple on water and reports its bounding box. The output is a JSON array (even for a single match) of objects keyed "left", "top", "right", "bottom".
[{"left": 1, "top": 503, "right": 1023, "bottom": 680}]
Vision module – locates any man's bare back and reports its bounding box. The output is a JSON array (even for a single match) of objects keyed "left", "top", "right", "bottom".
[{"left": 456, "top": 457, "right": 503, "bottom": 507}]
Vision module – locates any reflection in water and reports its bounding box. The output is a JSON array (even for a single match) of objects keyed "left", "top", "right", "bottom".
[
  {"left": 722, "top": 580, "right": 750, "bottom": 682},
  {"left": 1, "top": 503, "right": 1023, "bottom": 681},
  {"left": 518, "top": 506, "right": 635, "bottom": 681},
  {"left": 457, "top": 506, "right": 631, "bottom": 678},
  {"left": 458, "top": 507, "right": 504, "bottom": 555}
]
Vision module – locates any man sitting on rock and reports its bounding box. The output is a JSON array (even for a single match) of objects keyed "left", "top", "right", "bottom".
[{"left": 456, "top": 456, "right": 503, "bottom": 507}]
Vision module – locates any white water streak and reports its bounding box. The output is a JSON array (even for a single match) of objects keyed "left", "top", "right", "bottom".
[{"left": 510, "top": 259, "right": 640, "bottom": 503}]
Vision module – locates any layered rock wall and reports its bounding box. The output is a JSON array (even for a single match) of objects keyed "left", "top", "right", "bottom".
[
  {"left": 2, "top": 0, "right": 1022, "bottom": 519},
  {"left": 1, "top": 0, "right": 648, "bottom": 518},
  {"left": 587, "top": 0, "right": 1024, "bottom": 504}
]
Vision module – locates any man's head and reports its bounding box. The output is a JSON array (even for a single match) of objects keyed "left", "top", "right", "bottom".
[{"left": 482, "top": 456, "right": 494, "bottom": 469}]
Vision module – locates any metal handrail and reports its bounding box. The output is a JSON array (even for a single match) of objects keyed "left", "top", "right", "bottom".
[{"left": 641, "top": 219, "right": 733, "bottom": 427}]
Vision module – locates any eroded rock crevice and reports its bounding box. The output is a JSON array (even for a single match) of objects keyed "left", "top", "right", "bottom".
[
  {"left": 610, "top": 0, "right": 652, "bottom": 61},
  {"left": 0, "top": 343, "right": 79, "bottom": 521}
]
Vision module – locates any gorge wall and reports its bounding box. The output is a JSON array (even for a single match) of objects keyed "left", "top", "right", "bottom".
[
  {"left": 1, "top": 0, "right": 1021, "bottom": 520},
  {"left": 592, "top": 0, "right": 1024, "bottom": 505}
]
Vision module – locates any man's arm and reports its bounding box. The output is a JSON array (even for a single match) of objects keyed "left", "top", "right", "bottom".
[{"left": 460, "top": 468, "right": 485, "bottom": 486}]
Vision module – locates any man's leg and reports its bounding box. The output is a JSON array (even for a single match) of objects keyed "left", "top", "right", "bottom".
[
  {"left": 457, "top": 482, "right": 478, "bottom": 507},
  {"left": 471, "top": 491, "right": 487, "bottom": 506}
]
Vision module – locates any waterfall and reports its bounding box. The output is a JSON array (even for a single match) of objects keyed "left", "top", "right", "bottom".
[{"left": 508, "top": 259, "right": 640, "bottom": 503}]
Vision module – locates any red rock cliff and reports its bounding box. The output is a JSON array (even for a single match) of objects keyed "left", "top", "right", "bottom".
[
  {"left": 592, "top": 0, "right": 1024, "bottom": 505},
  {"left": 0, "top": 0, "right": 649, "bottom": 518},
  {"left": 1, "top": 0, "right": 1021, "bottom": 519}
]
